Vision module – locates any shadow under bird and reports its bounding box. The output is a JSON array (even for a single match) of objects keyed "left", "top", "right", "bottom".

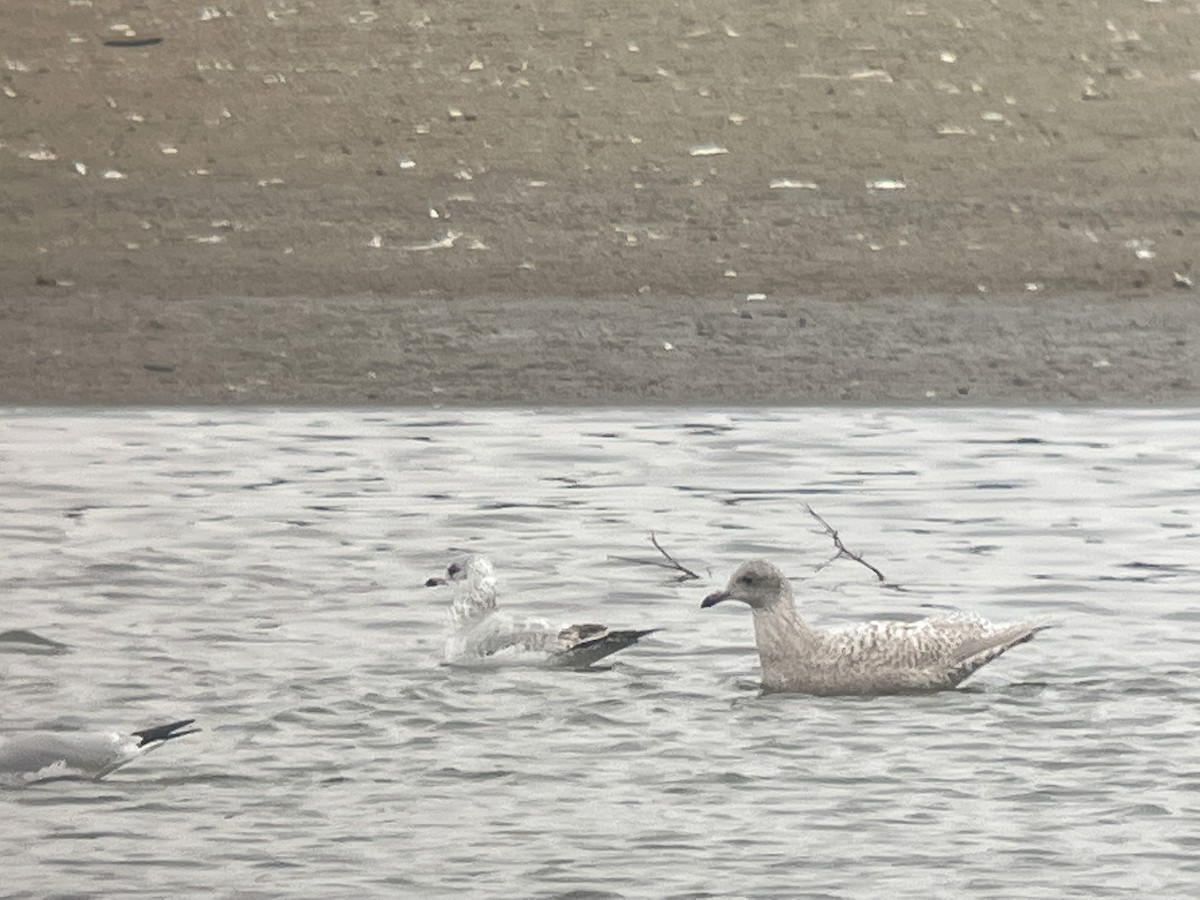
[
  {"left": 702, "top": 560, "right": 1050, "bottom": 695},
  {"left": 0, "top": 719, "right": 200, "bottom": 783},
  {"left": 426, "top": 554, "right": 659, "bottom": 669}
]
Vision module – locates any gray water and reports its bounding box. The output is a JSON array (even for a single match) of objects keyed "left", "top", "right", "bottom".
[{"left": 2, "top": 408, "right": 1198, "bottom": 898}]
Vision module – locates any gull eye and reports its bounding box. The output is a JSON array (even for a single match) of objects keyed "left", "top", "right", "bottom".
[
  {"left": 447, "top": 562, "right": 462, "bottom": 577},
  {"left": 738, "top": 574, "right": 754, "bottom": 586}
]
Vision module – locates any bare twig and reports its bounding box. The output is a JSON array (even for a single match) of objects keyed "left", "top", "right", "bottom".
[
  {"left": 804, "top": 504, "right": 886, "bottom": 581},
  {"left": 608, "top": 532, "right": 701, "bottom": 581},
  {"left": 650, "top": 533, "right": 700, "bottom": 579}
]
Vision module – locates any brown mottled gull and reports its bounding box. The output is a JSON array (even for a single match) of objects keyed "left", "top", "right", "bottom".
[
  {"left": 426, "top": 554, "right": 658, "bottom": 669},
  {"left": 702, "top": 560, "right": 1049, "bottom": 695}
]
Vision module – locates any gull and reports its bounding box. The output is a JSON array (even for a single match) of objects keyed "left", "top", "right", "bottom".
[
  {"left": 0, "top": 719, "right": 200, "bottom": 783},
  {"left": 425, "top": 554, "right": 658, "bottom": 668},
  {"left": 702, "top": 560, "right": 1049, "bottom": 695}
]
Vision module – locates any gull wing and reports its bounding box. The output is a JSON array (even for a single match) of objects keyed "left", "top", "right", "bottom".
[{"left": 551, "top": 626, "right": 661, "bottom": 669}]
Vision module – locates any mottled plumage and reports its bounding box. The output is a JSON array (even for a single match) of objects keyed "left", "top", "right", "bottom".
[
  {"left": 427, "top": 555, "right": 657, "bottom": 669},
  {"left": 702, "top": 560, "right": 1049, "bottom": 695},
  {"left": 0, "top": 719, "right": 199, "bottom": 783}
]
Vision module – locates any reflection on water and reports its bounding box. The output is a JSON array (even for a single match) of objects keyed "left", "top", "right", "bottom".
[{"left": 1, "top": 408, "right": 1198, "bottom": 896}]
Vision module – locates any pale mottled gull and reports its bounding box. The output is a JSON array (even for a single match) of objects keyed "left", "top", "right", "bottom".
[
  {"left": 702, "top": 560, "right": 1049, "bottom": 695},
  {"left": 0, "top": 719, "right": 199, "bottom": 783},
  {"left": 426, "top": 554, "right": 658, "bottom": 669}
]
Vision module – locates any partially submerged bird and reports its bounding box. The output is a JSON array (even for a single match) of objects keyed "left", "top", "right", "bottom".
[
  {"left": 0, "top": 719, "right": 200, "bottom": 783},
  {"left": 426, "top": 554, "right": 658, "bottom": 669},
  {"left": 702, "top": 560, "right": 1049, "bottom": 695}
]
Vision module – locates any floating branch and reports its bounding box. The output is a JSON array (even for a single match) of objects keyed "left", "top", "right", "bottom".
[
  {"left": 805, "top": 504, "right": 886, "bottom": 582},
  {"left": 608, "top": 532, "right": 701, "bottom": 581},
  {"left": 650, "top": 532, "right": 701, "bottom": 580}
]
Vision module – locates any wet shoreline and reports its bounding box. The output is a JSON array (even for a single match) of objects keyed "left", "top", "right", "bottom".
[{"left": 6, "top": 291, "right": 1197, "bottom": 405}]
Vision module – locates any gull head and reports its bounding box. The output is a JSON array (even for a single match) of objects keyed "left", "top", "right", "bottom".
[
  {"left": 702, "top": 559, "right": 790, "bottom": 610},
  {"left": 425, "top": 554, "right": 496, "bottom": 588}
]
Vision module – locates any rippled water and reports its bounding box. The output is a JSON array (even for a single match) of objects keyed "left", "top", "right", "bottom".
[{"left": 2, "top": 408, "right": 1198, "bottom": 897}]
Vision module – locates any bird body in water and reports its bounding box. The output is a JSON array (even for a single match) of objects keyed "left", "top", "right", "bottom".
[{"left": 703, "top": 560, "right": 1048, "bottom": 695}]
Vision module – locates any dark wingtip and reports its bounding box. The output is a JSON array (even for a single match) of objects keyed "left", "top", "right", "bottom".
[
  {"left": 628, "top": 628, "right": 663, "bottom": 640},
  {"left": 584, "top": 627, "right": 661, "bottom": 644},
  {"left": 132, "top": 718, "right": 200, "bottom": 747}
]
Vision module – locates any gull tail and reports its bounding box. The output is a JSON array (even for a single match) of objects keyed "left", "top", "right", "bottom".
[
  {"left": 131, "top": 719, "right": 201, "bottom": 748},
  {"left": 554, "top": 628, "right": 661, "bottom": 669},
  {"left": 951, "top": 623, "right": 1052, "bottom": 679}
]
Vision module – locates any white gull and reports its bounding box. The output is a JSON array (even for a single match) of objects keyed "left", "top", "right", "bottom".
[
  {"left": 702, "top": 560, "right": 1049, "bottom": 695},
  {"left": 0, "top": 719, "right": 199, "bottom": 784},
  {"left": 426, "top": 554, "right": 658, "bottom": 668}
]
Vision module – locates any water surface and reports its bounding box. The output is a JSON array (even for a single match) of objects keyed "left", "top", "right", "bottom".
[{"left": 2, "top": 408, "right": 1198, "bottom": 897}]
